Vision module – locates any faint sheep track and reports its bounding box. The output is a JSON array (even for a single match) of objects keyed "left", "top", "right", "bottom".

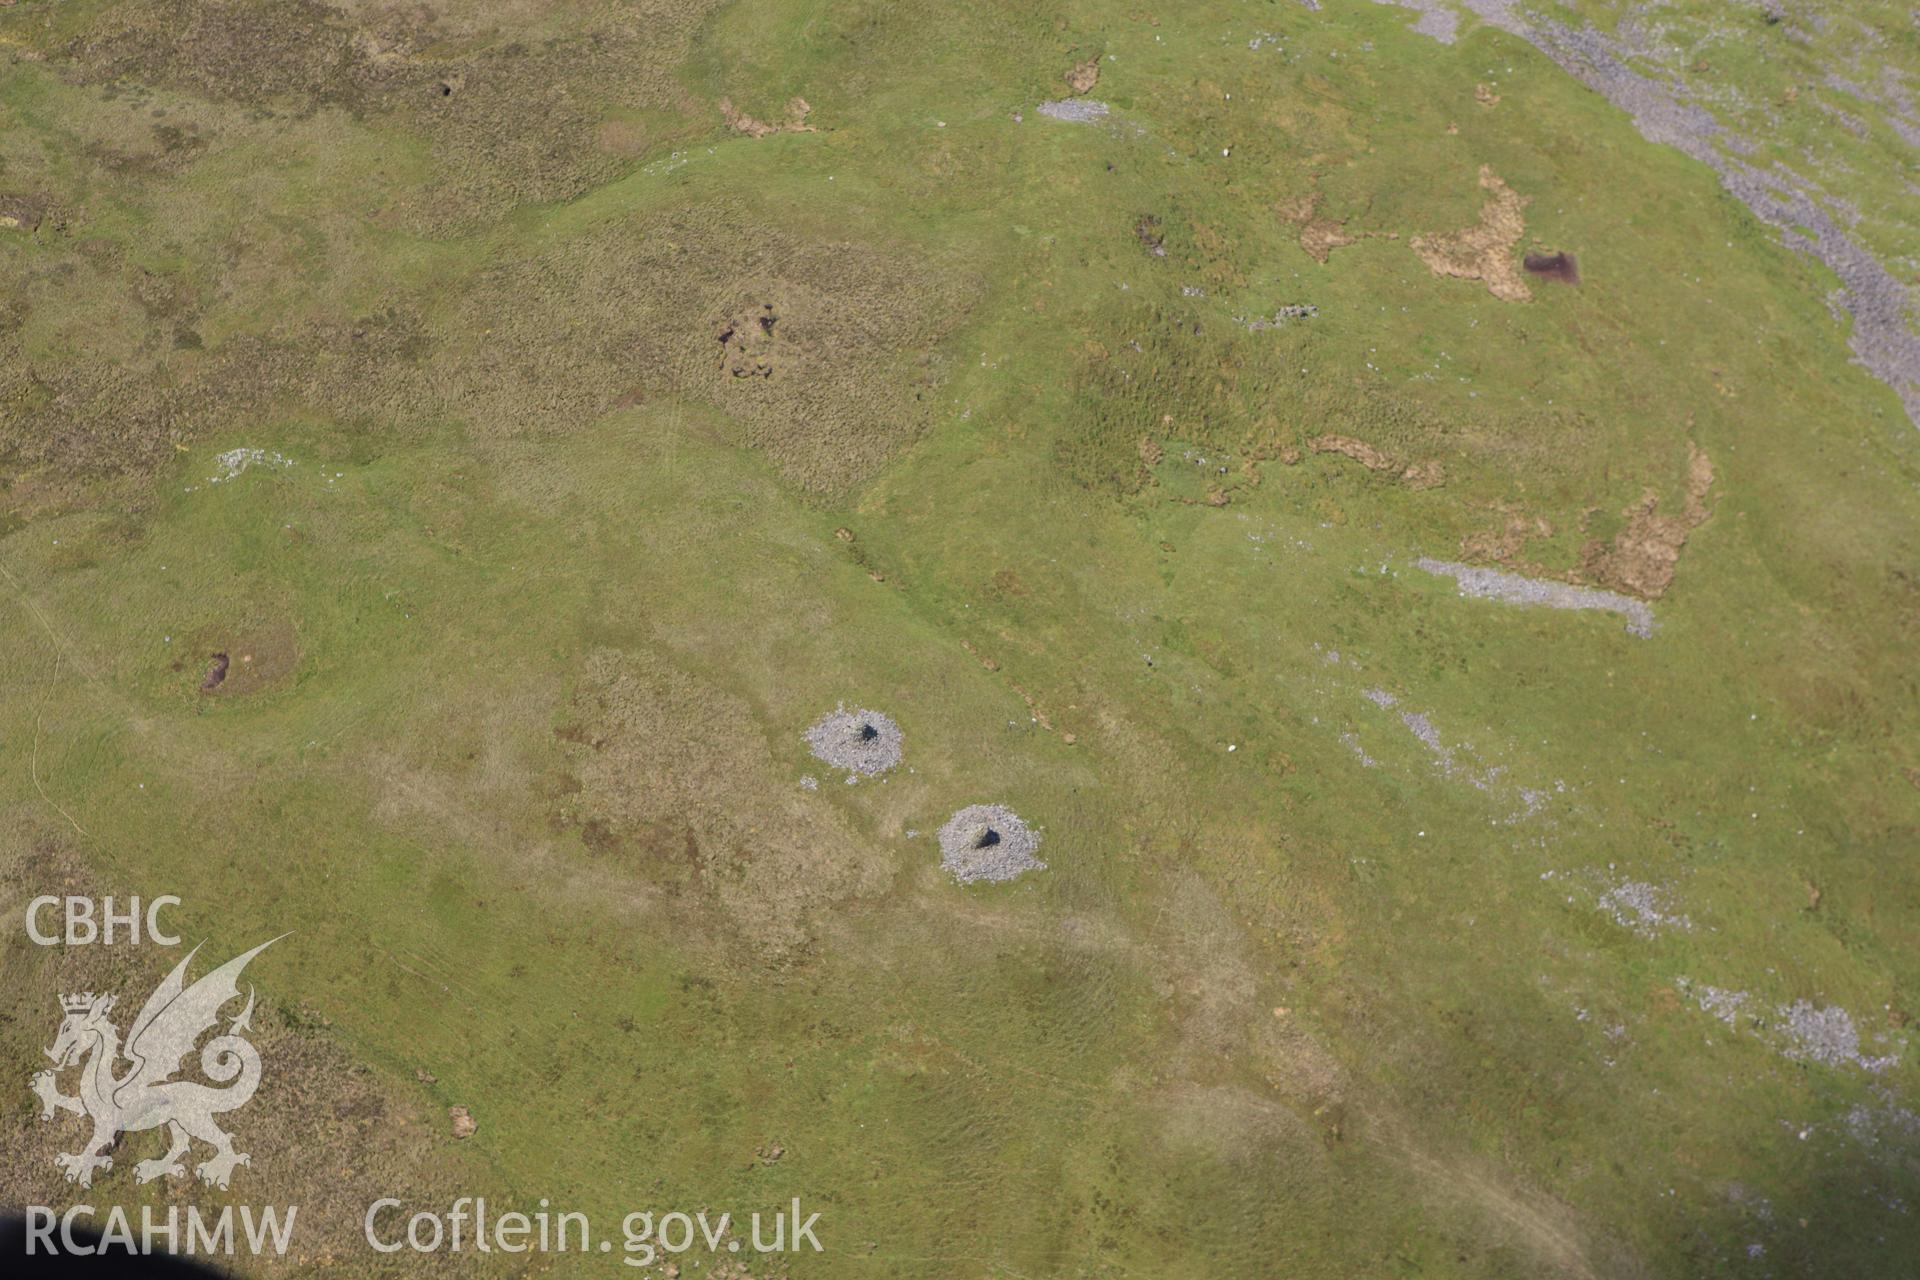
[
  {"left": 1386, "top": 1131, "right": 1601, "bottom": 1280},
  {"left": 1374, "top": 0, "right": 1920, "bottom": 427}
]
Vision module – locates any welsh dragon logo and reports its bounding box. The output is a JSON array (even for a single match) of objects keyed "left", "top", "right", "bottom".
[{"left": 30, "top": 937, "right": 282, "bottom": 1189}]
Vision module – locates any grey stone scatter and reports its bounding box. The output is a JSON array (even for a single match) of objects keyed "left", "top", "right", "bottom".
[
  {"left": 1340, "top": 732, "right": 1379, "bottom": 768},
  {"left": 1596, "top": 880, "right": 1693, "bottom": 937},
  {"left": 1243, "top": 304, "right": 1318, "bottom": 331},
  {"left": 1693, "top": 984, "right": 1752, "bottom": 1027},
  {"left": 938, "top": 804, "right": 1045, "bottom": 884},
  {"left": 1683, "top": 981, "right": 1904, "bottom": 1071},
  {"left": 804, "top": 705, "right": 903, "bottom": 776},
  {"left": 1778, "top": 1001, "right": 1901, "bottom": 1072},
  {"left": 1844, "top": 1093, "right": 1920, "bottom": 1148},
  {"left": 1037, "top": 99, "right": 1111, "bottom": 124},
  {"left": 1416, "top": 557, "right": 1656, "bottom": 637},
  {"left": 1395, "top": 706, "right": 1482, "bottom": 788},
  {"left": 1400, "top": 710, "right": 1444, "bottom": 754}
]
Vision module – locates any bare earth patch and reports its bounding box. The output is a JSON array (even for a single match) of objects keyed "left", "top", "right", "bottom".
[
  {"left": 1410, "top": 166, "right": 1532, "bottom": 302},
  {"left": 1276, "top": 192, "right": 1398, "bottom": 264},
  {"left": 718, "top": 96, "right": 814, "bottom": 138},
  {"left": 1310, "top": 435, "right": 1446, "bottom": 490},
  {"left": 1460, "top": 504, "right": 1556, "bottom": 564},
  {"left": 715, "top": 301, "right": 782, "bottom": 379},
  {"left": 1580, "top": 443, "right": 1714, "bottom": 600}
]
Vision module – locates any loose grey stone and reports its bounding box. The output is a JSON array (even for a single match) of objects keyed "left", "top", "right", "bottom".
[
  {"left": 803, "top": 705, "right": 903, "bottom": 776},
  {"left": 1416, "top": 557, "right": 1656, "bottom": 638},
  {"left": 1778, "top": 1000, "right": 1901, "bottom": 1072},
  {"left": 1374, "top": 0, "right": 1459, "bottom": 44},
  {"left": 1037, "top": 99, "right": 1111, "bottom": 124},
  {"left": 1596, "top": 880, "right": 1693, "bottom": 937},
  {"left": 938, "top": 804, "right": 1045, "bottom": 884}
]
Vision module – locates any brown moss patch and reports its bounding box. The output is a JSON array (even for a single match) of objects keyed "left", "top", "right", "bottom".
[
  {"left": 1410, "top": 166, "right": 1533, "bottom": 302},
  {"left": 6, "top": 196, "right": 972, "bottom": 500},
  {"left": 0, "top": 293, "right": 434, "bottom": 498},
  {"left": 553, "top": 650, "right": 892, "bottom": 965},
  {"left": 594, "top": 117, "right": 653, "bottom": 157},
  {"left": 1188, "top": 221, "right": 1245, "bottom": 288},
  {"left": 450, "top": 204, "right": 979, "bottom": 496},
  {"left": 53, "top": 0, "right": 726, "bottom": 230},
  {"left": 1066, "top": 56, "right": 1100, "bottom": 95}
]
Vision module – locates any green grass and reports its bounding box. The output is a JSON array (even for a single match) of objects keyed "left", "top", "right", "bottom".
[{"left": 3, "top": 0, "right": 1919, "bottom": 1276}]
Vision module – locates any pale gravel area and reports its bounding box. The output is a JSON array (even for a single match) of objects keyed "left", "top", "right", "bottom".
[
  {"left": 1693, "top": 983, "right": 1752, "bottom": 1027},
  {"left": 938, "top": 804, "right": 1044, "bottom": 884},
  {"left": 1374, "top": 0, "right": 1460, "bottom": 43},
  {"left": 1680, "top": 979, "right": 1905, "bottom": 1072},
  {"left": 1358, "top": 686, "right": 1530, "bottom": 803},
  {"left": 1779, "top": 1000, "right": 1902, "bottom": 1072},
  {"left": 1416, "top": 557, "right": 1655, "bottom": 638},
  {"left": 1370, "top": 1, "right": 1920, "bottom": 427},
  {"left": 1036, "top": 99, "right": 1111, "bottom": 124},
  {"left": 1844, "top": 1091, "right": 1920, "bottom": 1149},
  {"left": 803, "top": 705, "right": 903, "bottom": 777},
  {"left": 1340, "top": 731, "right": 1380, "bottom": 767},
  {"left": 209, "top": 447, "right": 293, "bottom": 484},
  {"left": 1596, "top": 880, "right": 1693, "bottom": 937}
]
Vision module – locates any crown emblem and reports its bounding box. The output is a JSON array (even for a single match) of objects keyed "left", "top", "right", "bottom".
[{"left": 60, "top": 993, "right": 99, "bottom": 1012}]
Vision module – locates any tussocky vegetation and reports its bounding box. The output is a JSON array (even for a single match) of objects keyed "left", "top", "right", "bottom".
[{"left": 3, "top": 1, "right": 1918, "bottom": 1275}]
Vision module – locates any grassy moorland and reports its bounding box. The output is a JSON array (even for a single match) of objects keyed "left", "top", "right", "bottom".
[{"left": 2, "top": 1, "right": 1918, "bottom": 1276}]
